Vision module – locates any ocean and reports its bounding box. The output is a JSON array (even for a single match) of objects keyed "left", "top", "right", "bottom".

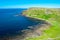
[
  {"left": 0, "top": 8, "right": 40, "bottom": 37},
  {"left": 0, "top": 8, "right": 29, "bottom": 36}
]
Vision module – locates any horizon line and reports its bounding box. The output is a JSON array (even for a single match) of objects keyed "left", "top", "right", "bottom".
[{"left": 0, "top": 5, "right": 60, "bottom": 9}]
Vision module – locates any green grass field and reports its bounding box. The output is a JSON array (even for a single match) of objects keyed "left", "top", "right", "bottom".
[{"left": 22, "top": 8, "right": 60, "bottom": 40}]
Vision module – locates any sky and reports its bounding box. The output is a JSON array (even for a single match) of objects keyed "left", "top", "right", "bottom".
[{"left": 0, "top": 0, "right": 60, "bottom": 8}]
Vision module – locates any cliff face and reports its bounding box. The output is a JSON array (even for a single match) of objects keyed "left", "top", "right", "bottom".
[
  {"left": 21, "top": 8, "right": 60, "bottom": 40},
  {"left": 18, "top": 8, "right": 52, "bottom": 40}
]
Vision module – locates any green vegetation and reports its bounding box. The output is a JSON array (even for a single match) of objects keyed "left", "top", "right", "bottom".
[{"left": 22, "top": 8, "right": 60, "bottom": 40}]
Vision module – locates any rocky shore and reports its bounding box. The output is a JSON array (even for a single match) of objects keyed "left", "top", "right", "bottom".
[
  {"left": 0, "top": 17, "right": 51, "bottom": 40},
  {"left": 0, "top": 8, "right": 53, "bottom": 40}
]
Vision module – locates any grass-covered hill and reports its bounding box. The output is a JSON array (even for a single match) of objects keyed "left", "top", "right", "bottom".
[{"left": 22, "top": 8, "right": 60, "bottom": 40}]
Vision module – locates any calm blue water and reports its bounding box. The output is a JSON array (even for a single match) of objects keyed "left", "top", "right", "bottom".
[
  {"left": 0, "top": 8, "right": 28, "bottom": 36},
  {"left": 0, "top": 8, "right": 40, "bottom": 37}
]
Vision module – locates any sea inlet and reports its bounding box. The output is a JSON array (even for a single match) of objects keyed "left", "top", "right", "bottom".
[{"left": 0, "top": 8, "right": 50, "bottom": 40}]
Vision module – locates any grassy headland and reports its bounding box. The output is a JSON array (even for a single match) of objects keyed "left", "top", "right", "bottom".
[{"left": 22, "top": 8, "right": 60, "bottom": 40}]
